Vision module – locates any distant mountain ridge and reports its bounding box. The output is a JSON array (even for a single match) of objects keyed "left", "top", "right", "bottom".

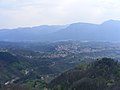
[{"left": 0, "top": 20, "right": 120, "bottom": 41}]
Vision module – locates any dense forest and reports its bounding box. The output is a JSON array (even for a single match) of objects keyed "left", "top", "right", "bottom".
[
  {"left": 49, "top": 58, "right": 120, "bottom": 90},
  {"left": 0, "top": 41, "right": 120, "bottom": 90},
  {"left": 1, "top": 58, "right": 120, "bottom": 90}
]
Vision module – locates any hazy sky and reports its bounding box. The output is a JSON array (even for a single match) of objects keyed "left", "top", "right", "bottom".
[{"left": 0, "top": 0, "right": 120, "bottom": 29}]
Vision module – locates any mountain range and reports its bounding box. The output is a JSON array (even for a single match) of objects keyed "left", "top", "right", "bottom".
[{"left": 0, "top": 20, "right": 120, "bottom": 42}]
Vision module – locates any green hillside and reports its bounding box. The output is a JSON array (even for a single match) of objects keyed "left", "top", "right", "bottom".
[{"left": 49, "top": 58, "right": 120, "bottom": 90}]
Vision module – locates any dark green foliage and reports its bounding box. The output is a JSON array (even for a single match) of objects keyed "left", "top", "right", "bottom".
[
  {"left": 49, "top": 58, "right": 120, "bottom": 90},
  {"left": 0, "top": 52, "right": 17, "bottom": 63},
  {"left": 89, "top": 58, "right": 119, "bottom": 79},
  {"left": 22, "top": 80, "right": 47, "bottom": 89},
  {"left": 1, "top": 84, "right": 39, "bottom": 90}
]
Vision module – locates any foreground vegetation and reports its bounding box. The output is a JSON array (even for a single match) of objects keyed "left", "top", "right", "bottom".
[
  {"left": 1, "top": 58, "right": 120, "bottom": 90},
  {"left": 0, "top": 41, "right": 120, "bottom": 90},
  {"left": 49, "top": 58, "right": 120, "bottom": 90}
]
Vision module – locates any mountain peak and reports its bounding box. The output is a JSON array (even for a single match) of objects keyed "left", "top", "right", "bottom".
[{"left": 102, "top": 19, "right": 120, "bottom": 25}]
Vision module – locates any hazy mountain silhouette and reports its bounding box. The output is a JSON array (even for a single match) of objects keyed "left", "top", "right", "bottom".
[{"left": 0, "top": 20, "right": 120, "bottom": 42}]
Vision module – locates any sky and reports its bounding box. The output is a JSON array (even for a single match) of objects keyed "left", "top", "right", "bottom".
[{"left": 0, "top": 0, "right": 120, "bottom": 29}]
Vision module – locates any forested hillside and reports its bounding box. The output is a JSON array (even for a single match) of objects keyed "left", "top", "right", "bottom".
[
  {"left": 0, "top": 41, "right": 120, "bottom": 90},
  {"left": 49, "top": 58, "right": 120, "bottom": 90}
]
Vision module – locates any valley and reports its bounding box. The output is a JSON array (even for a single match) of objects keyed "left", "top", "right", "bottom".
[{"left": 0, "top": 41, "right": 120, "bottom": 90}]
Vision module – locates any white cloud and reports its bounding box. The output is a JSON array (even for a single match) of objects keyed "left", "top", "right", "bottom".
[{"left": 0, "top": 0, "right": 120, "bottom": 28}]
